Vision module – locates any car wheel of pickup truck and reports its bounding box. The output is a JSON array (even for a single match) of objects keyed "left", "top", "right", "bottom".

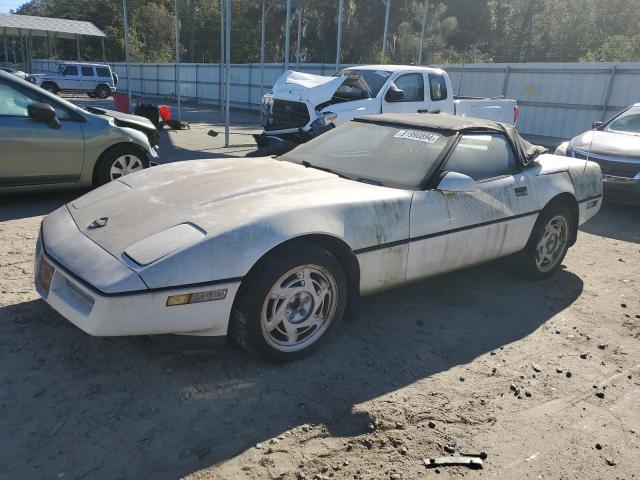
[
  {"left": 229, "top": 242, "right": 347, "bottom": 362},
  {"left": 96, "top": 145, "right": 148, "bottom": 185},
  {"left": 511, "top": 204, "right": 574, "bottom": 280},
  {"left": 95, "top": 85, "right": 111, "bottom": 99}
]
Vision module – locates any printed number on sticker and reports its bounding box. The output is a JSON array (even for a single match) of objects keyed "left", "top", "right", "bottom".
[{"left": 394, "top": 130, "right": 440, "bottom": 144}]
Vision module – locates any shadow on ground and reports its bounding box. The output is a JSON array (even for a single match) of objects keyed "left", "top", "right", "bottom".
[
  {"left": 0, "top": 191, "right": 82, "bottom": 222},
  {"left": 0, "top": 262, "right": 583, "bottom": 479},
  {"left": 580, "top": 200, "right": 640, "bottom": 243}
]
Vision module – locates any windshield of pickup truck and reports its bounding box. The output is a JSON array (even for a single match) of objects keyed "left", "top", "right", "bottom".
[
  {"left": 281, "top": 121, "right": 453, "bottom": 189},
  {"left": 334, "top": 69, "right": 391, "bottom": 97},
  {"left": 607, "top": 106, "right": 640, "bottom": 134}
]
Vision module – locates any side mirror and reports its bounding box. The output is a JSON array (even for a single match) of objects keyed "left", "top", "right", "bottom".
[
  {"left": 437, "top": 172, "right": 477, "bottom": 194},
  {"left": 592, "top": 121, "right": 603, "bottom": 129},
  {"left": 385, "top": 86, "right": 405, "bottom": 102},
  {"left": 28, "top": 102, "right": 60, "bottom": 129}
]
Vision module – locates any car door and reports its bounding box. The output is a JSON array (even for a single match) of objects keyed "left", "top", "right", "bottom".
[
  {"left": 80, "top": 65, "right": 96, "bottom": 91},
  {"left": 406, "top": 132, "right": 537, "bottom": 281},
  {"left": 0, "top": 78, "right": 85, "bottom": 187},
  {"left": 381, "top": 72, "right": 429, "bottom": 114},
  {"left": 60, "top": 64, "right": 81, "bottom": 90}
]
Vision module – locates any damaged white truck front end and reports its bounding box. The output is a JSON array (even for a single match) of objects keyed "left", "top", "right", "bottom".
[{"left": 256, "top": 66, "right": 518, "bottom": 155}]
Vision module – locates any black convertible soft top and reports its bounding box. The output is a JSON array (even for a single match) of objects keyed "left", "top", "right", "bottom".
[{"left": 355, "top": 113, "right": 547, "bottom": 166}]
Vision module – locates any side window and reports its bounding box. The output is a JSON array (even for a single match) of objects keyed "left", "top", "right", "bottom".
[
  {"left": 0, "top": 81, "right": 36, "bottom": 117},
  {"left": 81, "top": 66, "right": 94, "bottom": 76},
  {"left": 388, "top": 73, "right": 424, "bottom": 102},
  {"left": 96, "top": 67, "right": 110, "bottom": 78},
  {"left": 444, "top": 133, "right": 517, "bottom": 181},
  {"left": 63, "top": 65, "right": 78, "bottom": 76},
  {"left": 429, "top": 74, "right": 448, "bottom": 101}
]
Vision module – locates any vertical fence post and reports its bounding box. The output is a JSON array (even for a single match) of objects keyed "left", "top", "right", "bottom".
[
  {"left": 219, "top": 0, "right": 224, "bottom": 118},
  {"left": 247, "top": 63, "right": 252, "bottom": 109},
  {"left": 335, "top": 0, "right": 344, "bottom": 71},
  {"left": 600, "top": 66, "right": 617, "bottom": 121},
  {"left": 224, "top": 0, "right": 231, "bottom": 147},
  {"left": 418, "top": 0, "right": 428, "bottom": 65},
  {"left": 284, "top": 0, "right": 291, "bottom": 71},
  {"left": 381, "top": 0, "right": 390, "bottom": 64},
  {"left": 123, "top": 0, "right": 132, "bottom": 113},
  {"left": 296, "top": 5, "right": 302, "bottom": 67},
  {"left": 175, "top": 0, "right": 181, "bottom": 120}
]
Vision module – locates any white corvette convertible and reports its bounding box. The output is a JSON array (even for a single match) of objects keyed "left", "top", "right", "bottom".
[{"left": 35, "top": 114, "right": 602, "bottom": 360}]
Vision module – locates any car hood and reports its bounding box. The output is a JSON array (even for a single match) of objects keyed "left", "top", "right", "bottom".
[
  {"left": 66, "top": 157, "right": 410, "bottom": 269},
  {"left": 571, "top": 130, "right": 640, "bottom": 158},
  {"left": 272, "top": 70, "right": 347, "bottom": 105}
]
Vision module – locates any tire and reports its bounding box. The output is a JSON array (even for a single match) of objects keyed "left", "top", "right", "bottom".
[
  {"left": 229, "top": 241, "right": 348, "bottom": 362},
  {"left": 509, "top": 203, "right": 574, "bottom": 280},
  {"left": 41, "top": 82, "right": 58, "bottom": 95},
  {"left": 95, "top": 85, "right": 111, "bottom": 99},
  {"left": 96, "top": 145, "right": 148, "bottom": 186},
  {"left": 87, "top": 92, "right": 97, "bottom": 98}
]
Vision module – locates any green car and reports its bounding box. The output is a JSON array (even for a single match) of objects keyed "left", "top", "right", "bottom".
[{"left": 0, "top": 70, "right": 159, "bottom": 193}]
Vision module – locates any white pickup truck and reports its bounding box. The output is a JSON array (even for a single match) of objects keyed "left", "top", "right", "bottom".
[{"left": 255, "top": 65, "right": 518, "bottom": 155}]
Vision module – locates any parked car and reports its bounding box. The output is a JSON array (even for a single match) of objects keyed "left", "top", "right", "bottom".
[
  {"left": 253, "top": 65, "right": 518, "bottom": 155},
  {"left": 29, "top": 62, "right": 117, "bottom": 98},
  {"left": 0, "top": 65, "right": 27, "bottom": 80},
  {"left": 35, "top": 114, "right": 602, "bottom": 361},
  {"left": 555, "top": 104, "right": 640, "bottom": 204},
  {"left": 0, "top": 70, "right": 158, "bottom": 192}
]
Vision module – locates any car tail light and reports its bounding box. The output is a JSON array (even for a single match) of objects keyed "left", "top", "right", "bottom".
[{"left": 514, "top": 104, "right": 519, "bottom": 125}]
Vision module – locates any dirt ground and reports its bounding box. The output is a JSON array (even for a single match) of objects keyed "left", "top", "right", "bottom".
[{"left": 1, "top": 182, "right": 639, "bottom": 480}]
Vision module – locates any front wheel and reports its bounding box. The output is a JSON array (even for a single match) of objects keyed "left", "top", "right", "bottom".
[
  {"left": 96, "top": 146, "right": 148, "bottom": 186},
  {"left": 41, "top": 82, "right": 58, "bottom": 95},
  {"left": 229, "top": 242, "right": 347, "bottom": 362},
  {"left": 509, "top": 204, "right": 574, "bottom": 279}
]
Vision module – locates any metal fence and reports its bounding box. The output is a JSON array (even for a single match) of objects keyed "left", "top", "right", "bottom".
[{"left": 32, "top": 59, "right": 640, "bottom": 145}]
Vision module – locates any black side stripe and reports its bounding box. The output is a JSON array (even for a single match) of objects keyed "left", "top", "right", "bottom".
[
  {"left": 578, "top": 193, "right": 603, "bottom": 203},
  {"left": 354, "top": 210, "right": 540, "bottom": 255}
]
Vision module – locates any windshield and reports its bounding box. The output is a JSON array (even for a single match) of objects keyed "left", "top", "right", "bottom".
[
  {"left": 281, "top": 121, "right": 453, "bottom": 189},
  {"left": 334, "top": 69, "right": 391, "bottom": 97},
  {"left": 607, "top": 106, "right": 640, "bottom": 135}
]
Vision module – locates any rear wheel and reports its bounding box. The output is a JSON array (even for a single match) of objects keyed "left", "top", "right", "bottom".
[
  {"left": 96, "top": 146, "right": 148, "bottom": 185},
  {"left": 95, "top": 85, "right": 111, "bottom": 99},
  {"left": 41, "top": 82, "right": 58, "bottom": 94},
  {"left": 229, "top": 242, "right": 347, "bottom": 362},
  {"left": 509, "top": 204, "right": 574, "bottom": 279}
]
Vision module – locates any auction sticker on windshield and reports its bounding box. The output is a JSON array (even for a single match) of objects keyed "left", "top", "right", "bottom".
[{"left": 394, "top": 130, "right": 440, "bottom": 144}]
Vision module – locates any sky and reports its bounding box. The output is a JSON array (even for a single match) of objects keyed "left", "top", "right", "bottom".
[{"left": 0, "top": 1, "right": 26, "bottom": 14}]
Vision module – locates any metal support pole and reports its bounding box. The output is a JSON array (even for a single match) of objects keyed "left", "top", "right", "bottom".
[
  {"left": 175, "top": 0, "right": 181, "bottom": 121},
  {"left": 123, "top": 0, "right": 132, "bottom": 113},
  {"left": 335, "top": 0, "right": 343, "bottom": 71},
  {"left": 224, "top": 0, "right": 231, "bottom": 147},
  {"left": 284, "top": 0, "right": 291, "bottom": 71},
  {"left": 219, "top": 0, "right": 224, "bottom": 118},
  {"left": 381, "top": 0, "right": 390, "bottom": 64},
  {"left": 260, "top": 0, "right": 267, "bottom": 107},
  {"left": 76, "top": 34, "right": 80, "bottom": 60},
  {"left": 27, "top": 33, "right": 32, "bottom": 73},
  {"left": 418, "top": 0, "right": 428, "bottom": 65},
  {"left": 101, "top": 37, "right": 105, "bottom": 62},
  {"left": 601, "top": 66, "right": 617, "bottom": 121},
  {"left": 296, "top": 4, "right": 302, "bottom": 67},
  {"left": 3, "top": 29, "right": 8, "bottom": 64}
]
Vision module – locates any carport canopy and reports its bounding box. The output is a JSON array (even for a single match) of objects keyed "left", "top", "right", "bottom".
[
  {"left": 1, "top": 13, "right": 106, "bottom": 66},
  {"left": 0, "top": 13, "right": 105, "bottom": 40}
]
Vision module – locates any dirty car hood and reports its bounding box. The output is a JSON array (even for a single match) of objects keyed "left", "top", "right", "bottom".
[
  {"left": 272, "top": 70, "right": 347, "bottom": 105},
  {"left": 66, "top": 157, "right": 409, "bottom": 263}
]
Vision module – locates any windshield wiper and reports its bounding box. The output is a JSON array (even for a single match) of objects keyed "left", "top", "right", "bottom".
[{"left": 301, "top": 161, "right": 349, "bottom": 180}]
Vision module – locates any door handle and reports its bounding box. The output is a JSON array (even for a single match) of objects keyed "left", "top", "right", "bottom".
[
  {"left": 417, "top": 109, "right": 429, "bottom": 113},
  {"left": 514, "top": 186, "right": 528, "bottom": 196}
]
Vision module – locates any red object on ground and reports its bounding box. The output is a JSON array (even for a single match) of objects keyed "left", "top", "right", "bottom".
[
  {"left": 113, "top": 93, "right": 129, "bottom": 113},
  {"left": 159, "top": 105, "right": 172, "bottom": 122}
]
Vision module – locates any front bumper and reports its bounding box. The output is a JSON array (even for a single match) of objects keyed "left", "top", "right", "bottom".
[
  {"left": 35, "top": 210, "right": 240, "bottom": 337},
  {"left": 602, "top": 175, "right": 640, "bottom": 204}
]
